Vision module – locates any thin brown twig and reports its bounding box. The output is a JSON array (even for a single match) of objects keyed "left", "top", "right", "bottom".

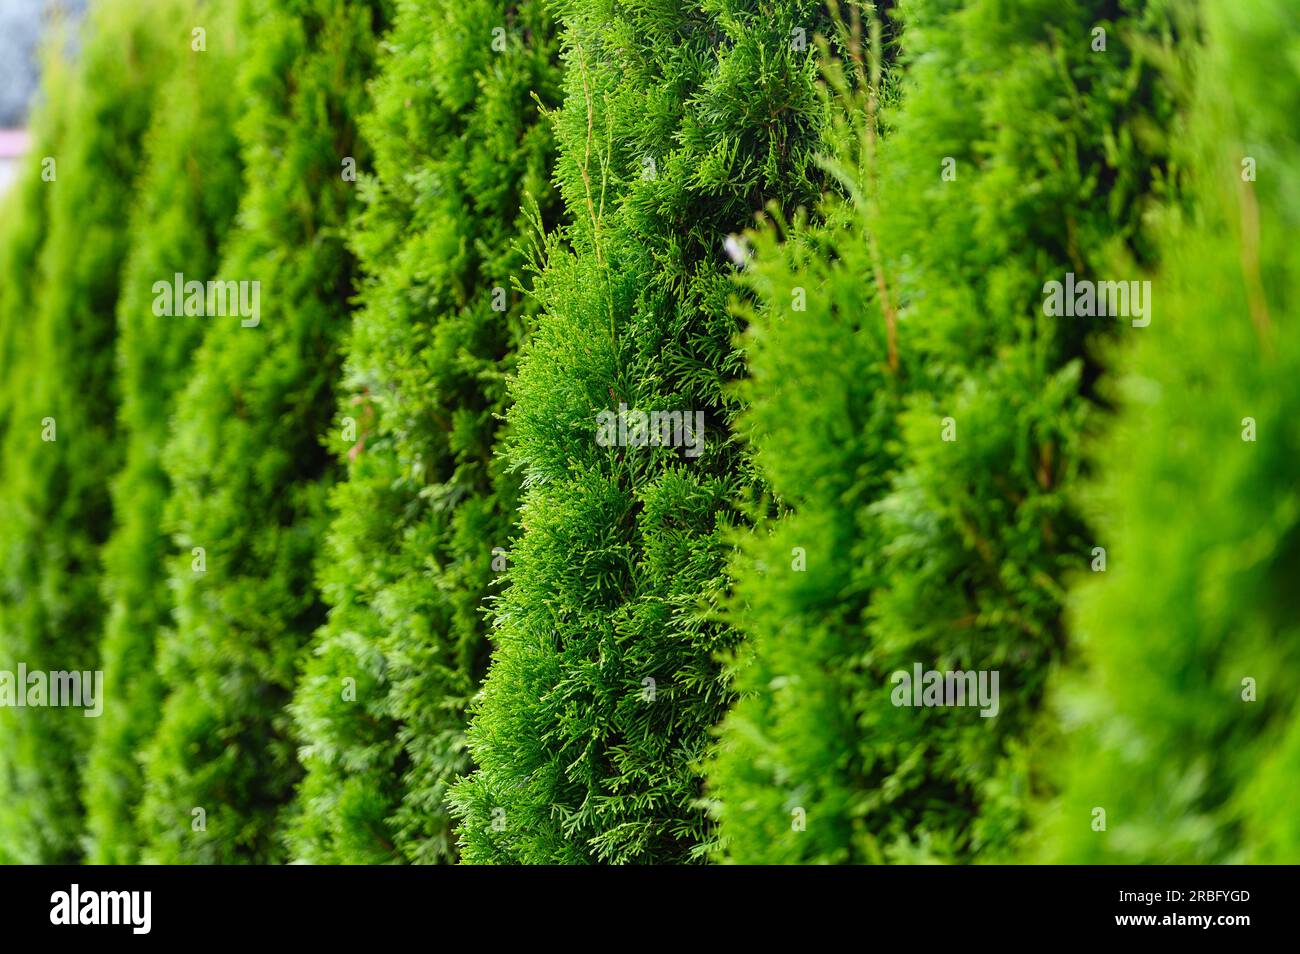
[
  {"left": 860, "top": 14, "right": 899, "bottom": 374},
  {"left": 1236, "top": 169, "right": 1274, "bottom": 355}
]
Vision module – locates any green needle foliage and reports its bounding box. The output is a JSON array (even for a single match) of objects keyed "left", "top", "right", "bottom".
[
  {"left": 0, "top": 34, "right": 68, "bottom": 870},
  {"left": 83, "top": 1, "right": 244, "bottom": 865},
  {"left": 708, "top": 0, "right": 1184, "bottom": 863},
  {"left": 448, "top": 0, "right": 831, "bottom": 863},
  {"left": 138, "top": 0, "right": 387, "bottom": 864},
  {"left": 0, "top": 41, "right": 70, "bottom": 471},
  {"left": 0, "top": 47, "right": 71, "bottom": 525},
  {"left": 705, "top": 15, "right": 903, "bottom": 864},
  {"left": 0, "top": 0, "right": 1294, "bottom": 870},
  {"left": 289, "top": 0, "right": 560, "bottom": 865},
  {"left": 0, "top": 0, "right": 179, "bottom": 864},
  {"left": 1035, "top": 0, "right": 1300, "bottom": 864}
]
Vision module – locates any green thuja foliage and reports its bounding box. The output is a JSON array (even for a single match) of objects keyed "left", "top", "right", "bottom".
[
  {"left": 1035, "top": 0, "right": 1300, "bottom": 864},
  {"left": 0, "top": 0, "right": 179, "bottom": 864},
  {"left": 84, "top": 1, "right": 244, "bottom": 865},
  {"left": 289, "top": 0, "right": 559, "bottom": 865},
  {"left": 708, "top": 0, "right": 1184, "bottom": 863},
  {"left": 139, "top": 0, "right": 387, "bottom": 864},
  {"left": 0, "top": 39, "right": 70, "bottom": 499},
  {"left": 706, "top": 15, "right": 904, "bottom": 864},
  {"left": 448, "top": 0, "right": 830, "bottom": 863},
  {"left": 0, "top": 37, "right": 69, "bottom": 869}
]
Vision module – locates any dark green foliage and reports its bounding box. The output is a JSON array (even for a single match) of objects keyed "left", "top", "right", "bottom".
[
  {"left": 83, "top": 2, "right": 244, "bottom": 865},
  {"left": 1035, "top": 0, "right": 1300, "bottom": 864},
  {"left": 448, "top": 0, "right": 830, "bottom": 863},
  {"left": 707, "top": 0, "right": 1183, "bottom": 863},
  {"left": 138, "top": 0, "right": 386, "bottom": 863},
  {"left": 0, "top": 0, "right": 179, "bottom": 863},
  {"left": 288, "top": 0, "right": 560, "bottom": 864}
]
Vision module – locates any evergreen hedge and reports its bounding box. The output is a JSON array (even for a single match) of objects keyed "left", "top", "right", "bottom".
[
  {"left": 0, "top": 25, "right": 69, "bottom": 870},
  {"left": 0, "top": 0, "right": 1293, "bottom": 869},
  {"left": 83, "top": 0, "right": 244, "bottom": 865},
  {"left": 447, "top": 0, "right": 831, "bottom": 863},
  {"left": 707, "top": 0, "right": 1183, "bottom": 863},
  {"left": 0, "top": 40, "right": 70, "bottom": 560},
  {"left": 138, "top": 0, "right": 386, "bottom": 864},
  {"left": 288, "top": 0, "right": 560, "bottom": 865},
  {"left": 0, "top": 0, "right": 179, "bottom": 863},
  {"left": 1035, "top": 0, "right": 1300, "bottom": 864}
]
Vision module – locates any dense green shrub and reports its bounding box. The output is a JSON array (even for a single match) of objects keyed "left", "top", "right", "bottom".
[
  {"left": 138, "top": 0, "right": 387, "bottom": 864},
  {"left": 1035, "top": 0, "right": 1300, "bottom": 864},
  {"left": 0, "top": 41, "right": 70, "bottom": 513},
  {"left": 703, "top": 17, "right": 903, "bottom": 863},
  {"left": 288, "top": 0, "right": 560, "bottom": 865},
  {"left": 0, "top": 35, "right": 69, "bottom": 869},
  {"left": 1, "top": 0, "right": 1293, "bottom": 871},
  {"left": 83, "top": 1, "right": 244, "bottom": 865},
  {"left": 707, "top": 0, "right": 1184, "bottom": 863},
  {"left": 448, "top": 0, "right": 831, "bottom": 863},
  {"left": 0, "top": 0, "right": 179, "bottom": 864}
]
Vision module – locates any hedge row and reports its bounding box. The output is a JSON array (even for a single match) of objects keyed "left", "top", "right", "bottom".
[
  {"left": 288, "top": 0, "right": 561, "bottom": 865},
  {"left": 84, "top": 0, "right": 245, "bottom": 865},
  {"left": 137, "top": 0, "right": 388, "bottom": 864},
  {"left": 0, "top": 0, "right": 182, "bottom": 863},
  {"left": 0, "top": 0, "right": 1294, "bottom": 864},
  {"left": 1035, "top": 0, "right": 1300, "bottom": 864},
  {"left": 709, "top": 0, "right": 1184, "bottom": 863},
  {"left": 446, "top": 0, "right": 831, "bottom": 863}
]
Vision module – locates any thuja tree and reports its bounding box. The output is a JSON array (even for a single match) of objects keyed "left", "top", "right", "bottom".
[
  {"left": 83, "top": 1, "right": 244, "bottom": 865},
  {"left": 0, "top": 0, "right": 179, "bottom": 864},
  {"left": 708, "top": 0, "right": 1183, "bottom": 863},
  {"left": 138, "top": 0, "right": 386, "bottom": 864},
  {"left": 1035, "top": 0, "right": 1300, "bottom": 864},
  {"left": 704, "top": 17, "right": 905, "bottom": 863},
  {"left": 288, "top": 0, "right": 560, "bottom": 864},
  {"left": 448, "top": 0, "right": 829, "bottom": 863},
  {"left": 0, "top": 33, "right": 68, "bottom": 868},
  {"left": 0, "top": 44, "right": 69, "bottom": 502}
]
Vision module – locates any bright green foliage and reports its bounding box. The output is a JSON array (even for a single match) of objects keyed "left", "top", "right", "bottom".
[
  {"left": 0, "top": 44, "right": 70, "bottom": 509},
  {"left": 138, "top": 0, "right": 387, "bottom": 864},
  {"left": 704, "top": 35, "right": 904, "bottom": 863},
  {"left": 0, "top": 42, "right": 69, "bottom": 869},
  {"left": 707, "top": 0, "right": 1183, "bottom": 863},
  {"left": 448, "top": 0, "right": 830, "bottom": 863},
  {"left": 1, "top": 0, "right": 1292, "bottom": 871},
  {"left": 289, "top": 0, "right": 560, "bottom": 864},
  {"left": 0, "top": 0, "right": 180, "bottom": 864},
  {"left": 1035, "top": 0, "right": 1300, "bottom": 864},
  {"left": 83, "top": 2, "right": 245, "bottom": 865}
]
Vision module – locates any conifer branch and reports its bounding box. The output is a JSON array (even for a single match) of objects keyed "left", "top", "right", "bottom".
[
  {"left": 577, "top": 49, "right": 604, "bottom": 268},
  {"left": 861, "top": 13, "right": 899, "bottom": 375},
  {"left": 576, "top": 45, "right": 617, "bottom": 349},
  {"left": 830, "top": 0, "right": 898, "bottom": 374}
]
